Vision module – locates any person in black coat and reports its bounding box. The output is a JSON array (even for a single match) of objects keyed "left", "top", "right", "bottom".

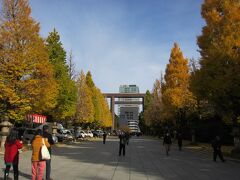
[
  {"left": 119, "top": 132, "right": 127, "bottom": 156},
  {"left": 125, "top": 132, "right": 130, "bottom": 145},
  {"left": 212, "top": 136, "right": 225, "bottom": 162},
  {"left": 43, "top": 125, "right": 54, "bottom": 180},
  {"left": 177, "top": 133, "right": 183, "bottom": 151},
  {"left": 163, "top": 133, "right": 172, "bottom": 156},
  {"left": 103, "top": 132, "right": 107, "bottom": 144}
]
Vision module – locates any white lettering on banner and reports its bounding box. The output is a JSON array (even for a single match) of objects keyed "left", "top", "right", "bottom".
[{"left": 27, "top": 114, "right": 46, "bottom": 123}]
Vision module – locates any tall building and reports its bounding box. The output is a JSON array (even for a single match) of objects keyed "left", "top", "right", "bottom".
[
  {"left": 118, "top": 85, "right": 140, "bottom": 132},
  {"left": 119, "top": 85, "right": 139, "bottom": 94}
]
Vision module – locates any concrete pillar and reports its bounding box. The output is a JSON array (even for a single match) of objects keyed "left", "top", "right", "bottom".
[
  {"left": 110, "top": 96, "right": 115, "bottom": 130},
  {"left": 142, "top": 97, "right": 145, "bottom": 112}
]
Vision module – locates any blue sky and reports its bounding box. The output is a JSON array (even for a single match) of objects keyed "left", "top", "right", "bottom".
[{"left": 30, "top": 0, "right": 205, "bottom": 93}]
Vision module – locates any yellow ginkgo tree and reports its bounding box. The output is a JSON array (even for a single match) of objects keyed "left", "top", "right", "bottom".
[
  {"left": 191, "top": 0, "right": 240, "bottom": 149},
  {"left": 0, "top": 0, "right": 58, "bottom": 121},
  {"left": 162, "top": 43, "right": 196, "bottom": 126}
]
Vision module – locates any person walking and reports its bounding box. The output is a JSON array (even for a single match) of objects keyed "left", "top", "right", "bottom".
[
  {"left": 43, "top": 125, "right": 54, "bottom": 180},
  {"left": 163, "top": 133, "right": 172, "bottom": 156},
  {"left": 212, "top": 136, "right": 225, "bottom": 162},
  {"left": 125, "top": 132, "right": 130, "bottom": 145},
  {"left": 177, "top": 133, "right": 183, "bottom": 151},
  {"left": 73, "top": 126, "right": 78, "bottom": 141},
  {"left": 4, "top": 129, "right": 23, "bottom": 180},
  {"left": 119, "top": 132, "right": 127, "bottom": 156},
  {"left": 31, "top": 129, "right": 50, "bottom": 180},
  {"left": 103, "top": 131, "right": 107, "bottom": 144},
  {"left": 173, "top": 130, "right": 177, "bottom": 141}
]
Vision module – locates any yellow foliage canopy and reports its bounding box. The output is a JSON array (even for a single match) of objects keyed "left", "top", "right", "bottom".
[
  {"left": 0, "top": 0, "right": 58, "bottom": 121},
  {"left": 75, "top": 71, "right": 94, "bottom": 123},
  {"left": 162, "top": 43, "right": 196, "bottom": 121}
]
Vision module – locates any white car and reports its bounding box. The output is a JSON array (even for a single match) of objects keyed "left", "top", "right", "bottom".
[
  {"left": 79, "top": 130, "right": 86, "bottom": 138},
  {"left": 64, "top": 130, "right": 74, "bottom": 139},
  {"left": 85, "top": 131, "right": 93, "bottom": 138}
]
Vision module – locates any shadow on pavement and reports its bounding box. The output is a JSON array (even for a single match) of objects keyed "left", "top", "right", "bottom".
[
  {"left": 19, "top": 170, "right": 32, "bottom": 179},
  {"left": 49, "top": 136, "right": 240, "bottom": 180},
  {"left": 0, "top": 168, "right": 31, "bottom": 180}
]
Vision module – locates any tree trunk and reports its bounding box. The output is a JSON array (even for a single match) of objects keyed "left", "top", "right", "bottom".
[
  {"left": 231, "top": 126, "right": 240, "bottom": 158},
  {"left": 191, "top": 129, "right": 196, "bottom": 144}
]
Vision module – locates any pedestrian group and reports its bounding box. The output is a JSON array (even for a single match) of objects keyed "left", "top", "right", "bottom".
[
  {"left": 3, "top": 127, "right": 226, "bottom": 179},
  {"left": 3, "top": 125, "right": 54, "bottom": 180}
]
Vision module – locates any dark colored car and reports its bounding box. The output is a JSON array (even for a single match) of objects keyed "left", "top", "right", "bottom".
[
  {"left": 92, "top": 130, "right": 104, "bottom": 137},
  {"left": 22, "top": 129, "right": 36, "bottom": 143},
  {"left": 56, "top": 129, "right": 66, "bottom": 142}
]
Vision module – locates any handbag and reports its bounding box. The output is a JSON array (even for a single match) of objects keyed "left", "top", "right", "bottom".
[{"left": 41, "top": 138, "right": 51, "bottom": 160}]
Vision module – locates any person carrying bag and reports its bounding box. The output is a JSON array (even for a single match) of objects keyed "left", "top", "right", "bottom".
[
  {"left": 41, "top": 138, "right": 51, "bottom": 160},
  {"left": 31, "top": 129, "right": 50, "bottom": 180},
  {"left": 43, "top": 125, "right": 54, "bottom": 180}
]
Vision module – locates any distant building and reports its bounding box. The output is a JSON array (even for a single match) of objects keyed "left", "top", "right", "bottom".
[
  {"left": 118, "top": 85, "right": 140, "bottom": 132},
  {"left": 119, "top": 85, "right": 139, "bottom": 94}
]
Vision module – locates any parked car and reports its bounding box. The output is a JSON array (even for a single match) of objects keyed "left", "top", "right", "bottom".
[
  {"left": 15, "top": 127, "right": 26, "bottom": 140},
  {"left": 56, "top": 129, "right": 66, "bottom": 142},
  {"left": 92, "top": 130, "right": 98, "bottom": 137},
  {"left": 70, "top": 129, "right": 85, "bottom": 139},
  {"left": 22, "top": 128, "right": 36, "bottom": 143},
  {"left": 52, "top": 133, "right": 58, "bottom": 143},
  {"left": 92, "top": 130, "right": 104, "bottom": 137},
  {"left": 69, "top": 129, "right": 77, "bottom": 138},
  {"left": 85, "top": 131, "right": 93, "bottom": 138},
  {"left": 79, "top": 130, "right": 87, "bottom": 138},
  {"left": 64, "top": 130, "right": 74, "bottom": 141}
]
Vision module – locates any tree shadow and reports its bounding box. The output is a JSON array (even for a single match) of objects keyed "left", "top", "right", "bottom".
[
  {"left": 51, "top": 137, "right": 169, "bottom": 178},
  {"left": 0, "top": 169, "right": 31, "bottom": 180},
  {"left": 50, "top": 136, "right": 240, "bottom": 180},
  {"left": 19, "top": 170, "right": 32, "bottom": 179}
]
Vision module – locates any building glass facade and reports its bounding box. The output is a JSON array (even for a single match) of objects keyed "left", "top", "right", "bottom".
[{"left": 118, "top": 85, "right": 140, "bottom": 132}]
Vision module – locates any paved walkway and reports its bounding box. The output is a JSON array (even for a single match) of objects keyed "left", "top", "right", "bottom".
[{"left": 0, "top": 136, "right": 240, "bottom": 180}]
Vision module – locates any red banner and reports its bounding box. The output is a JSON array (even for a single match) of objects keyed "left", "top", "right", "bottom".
[{"left": 27, "top": 114, "right": 46, "bottom": 124}]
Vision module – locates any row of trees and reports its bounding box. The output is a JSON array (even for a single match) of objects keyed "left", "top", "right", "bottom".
[
  {"left": 0, "top": 0, "right": 112, "bottom": 128},
  {"left": 142, "top": 0, "right": 240, "bottom": 147},
  {"left": 76, "top": 71, "right": 112, "bottom": 128}
]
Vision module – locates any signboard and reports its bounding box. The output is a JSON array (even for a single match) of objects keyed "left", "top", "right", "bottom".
[{"left": 27, "top": 114, "right": 46, "bottom": 124}]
